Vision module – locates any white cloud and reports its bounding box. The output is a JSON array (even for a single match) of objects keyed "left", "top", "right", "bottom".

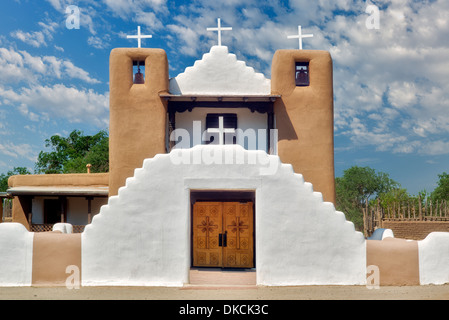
[
  {"left": 0, "top": 48, "right": 100, "bottom": 84},
  {"left": 11, "top": 20, "right": 58, "bottom": 48},
  {"left": 62, "top": 60, "right": 101, "bottom": 84},
  {"left": 11, "top": 30, "right": 47, "bottom": 48},
  {"left": 0, "top": 84, "right": 109, "bottom": 128},
  {"left": 0, "top": 141, "right": 36, "bottom": 162},
  {"left": 103, "top": 0, "right": 167, "bottom": 18},
  {"left": 314, "top": 0, "right": 449, "bottom": 156}
]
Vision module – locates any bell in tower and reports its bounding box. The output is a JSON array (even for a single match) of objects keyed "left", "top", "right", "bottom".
[{"left": 133, "top": 61, "right": 145, "bottom": 84}]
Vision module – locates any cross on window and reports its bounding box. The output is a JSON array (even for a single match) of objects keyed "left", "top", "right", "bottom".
[{"left": 206, "top": 114, "right": 237, "bottom": 145}]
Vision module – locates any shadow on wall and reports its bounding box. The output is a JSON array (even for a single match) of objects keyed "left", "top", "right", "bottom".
[{"left": 273, "top": 98, "right": 298, "bottom": 141}]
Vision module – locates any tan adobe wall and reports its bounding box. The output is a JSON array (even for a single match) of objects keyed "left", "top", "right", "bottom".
[
  {"left": 32, "top": 232, "right": 81, "bottom": 286},
  {"left": 271, "top": 50, "right": 335, "bottom": 204},
  {"left": 382, "top": 220, "right": 449, "bottom": 240},
  {"left": 109, "top": 48, "right": 169, "bottom": 197},
  {"left": 8, "top": 173, "right": 109, "bottom": 188},
  {"left": 366, "top": 238, "right": 419, "bottom": 286}
]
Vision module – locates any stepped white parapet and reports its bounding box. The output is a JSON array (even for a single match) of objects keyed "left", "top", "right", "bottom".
[
  {"left": 169, "top": 46, "right": 271, "bottom": 96},
  {"left": 82, "top": 145, "right": 366, "bottom": 286}
]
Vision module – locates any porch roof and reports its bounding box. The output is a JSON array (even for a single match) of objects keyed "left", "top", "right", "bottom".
[
  {"left": 161, "top": 94, "right": 280, "bottom": 114},
  {"left": 160, "top": 94, "right": 280, "bottom": 102},
  {"left": 7, "top": 185, "right": 109, "bottom": 197}
]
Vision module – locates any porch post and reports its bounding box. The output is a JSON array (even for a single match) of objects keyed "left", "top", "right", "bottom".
[
  {"left": 86, "top": 197, "right": 93, "bottom": 224},
  {"left": 59, "top": 196, "right": 67, "bottom": 223},
  {"left": 168, "top": 108, "right": 176, "bottom": 151}
]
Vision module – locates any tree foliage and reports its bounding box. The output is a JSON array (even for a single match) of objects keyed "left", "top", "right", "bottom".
[
  {"left": 35, "top": 129, "right": 109, "bottom": 174},
  {"left": 335, "top": 166, "right": 399, "bottom": 230},
  {"left": 0, "top": 167, "right": 31, "bottom": 192},
  {"left": 431, "top": 172, "right": 449, "bottom": 201}
]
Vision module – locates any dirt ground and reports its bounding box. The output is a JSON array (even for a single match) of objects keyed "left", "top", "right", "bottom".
[{"left": 0, "top": 284, "right": 448, "bottom": 300}]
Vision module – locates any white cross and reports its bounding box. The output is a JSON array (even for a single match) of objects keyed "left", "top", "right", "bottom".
[
  {"left": 207, "top": 116, "right": 235, "bottom": 145},
  {"left": 127, "top": 26, "right": 152, "bottom": 48},
  {"left": 207, "top": 18, "right": 232, "bottom": 46},
  {"left": 288, "top": 25, "right": 313, "bottom": 50}
]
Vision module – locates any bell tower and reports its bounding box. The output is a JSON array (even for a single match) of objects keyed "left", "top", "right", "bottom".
[
  {"left": 108, "top": 48, "right": 169, "bottom": 196},
  {"left": 271, "top": 50, "right": 335, "bottom": 203}
]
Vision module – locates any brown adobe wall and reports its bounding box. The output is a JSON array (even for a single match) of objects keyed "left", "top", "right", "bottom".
[
  {"left": 382, "top": 220, "right": 449, "bottom": 240},
  {"left": 271, "top": 50, "right": 335, "bottom": 204},
  {"left": 8, "top": 173, "right": 109, "bottom": 188},
  {"left": 366, "top": 238, "right": 420, "bottom": 286},
  {"left": 108, "top": 48, "right": 169, "bottom": 196},
  {"left": 31, "top": 232, "right": 81, "bottom": 286}
]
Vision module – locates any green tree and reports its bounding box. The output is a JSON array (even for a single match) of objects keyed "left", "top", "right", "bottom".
[
  {"left": 378, "top": 187, "right": 411, "bottom": 209},
  {"left": 0, "top": 167, "right": 31, "bottom": 192},
  {"left": 335, "top": 166, "right": 399, "bottom": 230},
  {"left": 431, "top": 172, "right": 449, "bottom": 201},
  {"left": 35, "top": 129, "right": 109, "bottom": 174}
]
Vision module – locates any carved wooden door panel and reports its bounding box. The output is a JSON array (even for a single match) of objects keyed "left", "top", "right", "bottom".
[
  {"left": 223, "top": 202, "right": 254, "bottom": 268},
  {"left": 192, "top": 202, "right": 254, "bottom": 268},
  {"left": 193, "top": 202, "right": 223, "bottom": 267}
]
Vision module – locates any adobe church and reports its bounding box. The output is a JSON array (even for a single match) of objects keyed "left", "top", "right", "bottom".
[{"left": 1, "top": 22, "right": 448, "bottom": 287}]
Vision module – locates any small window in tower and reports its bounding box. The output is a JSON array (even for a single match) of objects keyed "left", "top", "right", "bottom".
[
  {"left": 205, "top": 113, "right": 237, "bottom": 145},
  {"left": 132, "top": 60, "right": 145, "bottom": 84},
  {"left": 295, "top": 62, "right": 309, "bottom": 86}
]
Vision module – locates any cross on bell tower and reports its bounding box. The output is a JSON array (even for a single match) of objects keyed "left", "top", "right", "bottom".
[
  {"left": 288, "top": 25, "right": 313, "bottom": 50},
  {"left": 127, "top": 26, "right": 152, "bottom": 48}
]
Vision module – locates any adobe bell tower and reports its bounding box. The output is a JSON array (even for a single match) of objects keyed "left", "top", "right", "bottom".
[
  {"left": 108, "top": 48, "right": 169, "bottom": 196},
  {"left": 271, "top": 50, "right": 335, "bottom": 203}
]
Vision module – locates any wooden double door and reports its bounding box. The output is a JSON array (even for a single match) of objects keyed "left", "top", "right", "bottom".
[{"left": 192, "top": 201, "right": 254, "bottom": 268}]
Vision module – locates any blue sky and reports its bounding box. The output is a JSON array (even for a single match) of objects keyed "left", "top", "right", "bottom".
[{"left": 0, "top": 0, "right": 448, "bottom": 196}]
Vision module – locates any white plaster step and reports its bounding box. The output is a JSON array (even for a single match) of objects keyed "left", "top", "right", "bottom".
[{"left": 188, "top": 268, "right": 256, "bottom": 286}]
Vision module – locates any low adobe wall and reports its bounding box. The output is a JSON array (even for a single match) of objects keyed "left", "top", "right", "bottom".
[
  {"left": 382, "top": 220, "right": 449, "bottom": 240},
  {"left": 366, "top": 238, "right": 419, "bottom": 286},
  {"left": 0, "top": 223, "right": 81, "bottom": 287}
]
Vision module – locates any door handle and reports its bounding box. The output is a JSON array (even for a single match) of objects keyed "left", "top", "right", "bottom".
[
  {"left": 219, "top": 231, "right": 228, "bottom": 247},
  {"left": 223, "top": 231, "right": 227, "bottom": 247}
]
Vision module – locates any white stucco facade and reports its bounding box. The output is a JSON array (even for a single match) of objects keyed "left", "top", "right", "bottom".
[
  {"left": 169, "top": 46, "right": 271, "bottom": 96},
  {"left": 81, "top": 145, "right": 367, "bottom": 286}
]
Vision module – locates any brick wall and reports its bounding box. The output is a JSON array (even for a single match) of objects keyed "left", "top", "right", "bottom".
[{"left": 382, "top": 220, "right": 449, "bottom": 240}]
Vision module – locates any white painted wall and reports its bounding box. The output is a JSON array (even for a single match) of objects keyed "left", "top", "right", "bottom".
[
  {"left": 0, "top": 223, "right": 33, "bottom": 286},
  {"left": 169, "top": 46, "right": 271, "bottom": 96},
  {"left": 82, "top": 145, "right": 367, "bottom": 286},
  {"left": 174, "top": 107, "right": 269, "bottom": 152},
  {"left": 418, "top": 232, "right": 449, "bottom": 285}
]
